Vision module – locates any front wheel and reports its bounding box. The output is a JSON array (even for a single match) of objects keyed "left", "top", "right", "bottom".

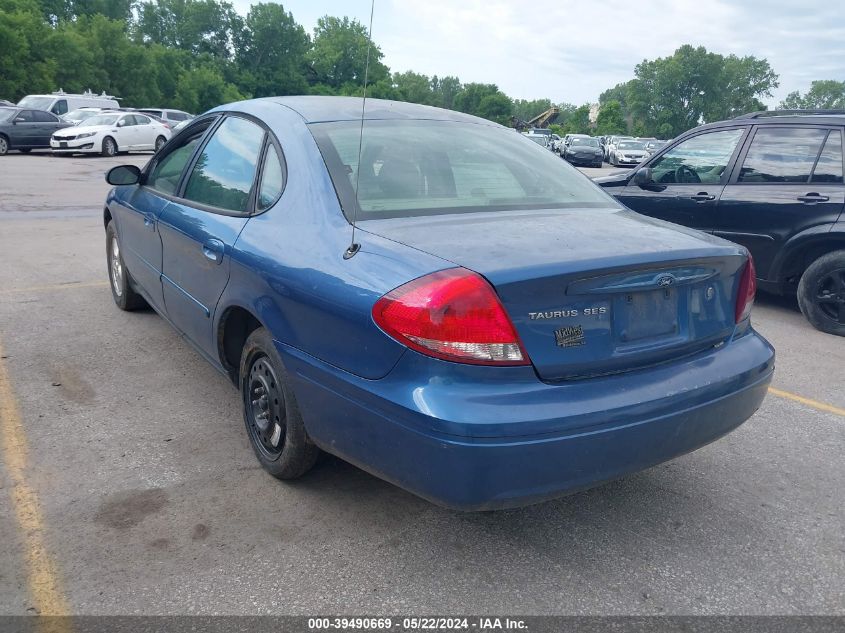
[
  {"left": 105, "top": 221, "right": 147, "bottom": 311},
  {"left": 239, "top": 327, "right": 320, "bottom": 479},
  {"left": 0, "top": 135, "right": 8, "bottom": 156},
  {"left": 797, "top": 250, "right": 845, "bottom": 336},
  {"left": 101, "top": 136, "right": 117, "bottom": 157}
]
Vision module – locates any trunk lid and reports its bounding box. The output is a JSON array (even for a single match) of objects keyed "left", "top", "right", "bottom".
[{"left": 361, "top": 209, "right": 746, "bottom": 380}]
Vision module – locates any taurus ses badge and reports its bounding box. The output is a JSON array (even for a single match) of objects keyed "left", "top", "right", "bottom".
[{"left": 656, "top": 274, "right": 675, "bottom": 287}]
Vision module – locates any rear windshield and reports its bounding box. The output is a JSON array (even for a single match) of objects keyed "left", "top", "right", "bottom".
[
  {"left": 310, "top": 120, "right": 618, "bottom": 220},
  {"left": 17, "top": 96, "right": 54, "bottom": 110},
  {"left": 571, "top": 138, "right": 600, "bottom": 147},
  {"left": 617, "top": 141, "right": 645, "bottom": 150}
]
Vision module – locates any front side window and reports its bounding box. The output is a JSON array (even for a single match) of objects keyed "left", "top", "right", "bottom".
[
  {"left": 739, "top": 127, "right": 828, "bottom": 183},
  {"left": 311, "top": 120, "right": 618, "bottom": 220},
  {"left": 183, "top": 116, "right": 266, "bottom": 213},
  {"left": 15, "top": 110, "right": 36, "bottom": 123},
  {"left": 810, "top": 131, "right": 843, "bottom": 184},
  {"left": 650, "top": 128, "right": 744, "bottom": 184},
  {"left": 52, "top": 99, "right": 68, "bottom": 115}
]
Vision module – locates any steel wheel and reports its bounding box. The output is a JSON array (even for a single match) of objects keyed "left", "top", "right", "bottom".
[
  {"left": 814, "top": 267, "right": 845, "bottom": 325},
  {"left": 246, "top": 354, "right": 287, "bottom": 459},
  {"left": 110, "top": 235, "right": 123, "bottom": 298}
]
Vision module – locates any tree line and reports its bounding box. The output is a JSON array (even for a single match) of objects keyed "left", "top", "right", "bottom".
[{"left": 1, "top": 0, "right": 841, "bottom": 138}]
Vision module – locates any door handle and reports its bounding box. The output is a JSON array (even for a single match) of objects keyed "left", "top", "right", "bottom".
[
  {"left": 690, "top": 192, "right": 715, "bottom": 202},
  {"left": 202, "top": 238, "right": 225, "bottom": 264},
  {"left": 143, "top": 212, "right": 156, "bottom": 230},
  {"left": 798, "top": 193, "right": 829, "bottom": 203}
]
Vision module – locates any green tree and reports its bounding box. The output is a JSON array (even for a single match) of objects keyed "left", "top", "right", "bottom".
[
  {"left": 0, "top": 0, "right": 55, "bottom": 99},
  {"left": 626, "top": 45, "right": 777, "bottom": 138},
  {"left": 430, "top": 75, "right": 461, "bottom": 110},
  {"left": 136, "top": 0, "right": 242, "bottom": 58},
  {"left": 235, "top": 2, "right": 310, "bottom": 98},
  {"left": 595, "top": 100, "right": 627, "bottom": 135},
  {"left": 780, "top": 80, "right": 845, "bottom": 109},
  {"left": 307, "top": 15, "right": 388, "bottom": 90},
  {"left": 390, "top": 70, "right": 434, "bottom": 105},
  {"left": 173, "top": 63, "right": 244, "bottom": 112}
]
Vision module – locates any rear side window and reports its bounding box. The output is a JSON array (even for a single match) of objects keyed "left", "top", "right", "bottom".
[
  {"left": 183, "top": 116, "right": 266, "bottom": 213},
  {"left": 811, "top": 131, "right": 843, "bottom": 184},
  {"left": 33, "top": 111, "right": 56, "bottom": 122},
  {"left": 257, "top": 145, "right": 284, "bottom": 211},
  {"left": 739, "top": 127, "right": 828, "bottom": 183}
]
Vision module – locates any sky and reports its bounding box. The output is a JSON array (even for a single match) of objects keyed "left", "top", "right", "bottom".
[{"left": 229, "top": 0, "right": 845, "bottom": 107}]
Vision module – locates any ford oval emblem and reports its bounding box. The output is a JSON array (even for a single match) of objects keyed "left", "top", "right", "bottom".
[{"left": 656, "top": 275, "right": 675, "bottom": 287}]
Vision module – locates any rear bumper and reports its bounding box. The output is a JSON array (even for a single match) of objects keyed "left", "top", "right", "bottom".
[{"left": 282, "top": 331, "right": 774, "bottom": 510}]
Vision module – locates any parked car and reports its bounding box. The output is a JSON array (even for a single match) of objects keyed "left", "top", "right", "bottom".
[
  {"left": 562, "top": 136, "right": 603, "bottom": 167},
  {"left": 596, "top": 110, "right": 845, "bottom": 336},
  {"left": 549, "top": 133, "right": 563, "bottom": 153},
  {"left": 523, "top": 132, "right": 553, "bottom": 150},
  {"left": 609, "top": 139, "right": 649, "bottom": 166},
  {"left": 0, "top": 106, "right": 72, "bottom": 155},
  {"left": 50, "top": 111, "right": 171, "bottom": 156},
  {"left": 101, "top": 96, "right": 773, "bottom": 509},
  {"left": 61, "top": 107, "right": 106, "bottom": 126},
  {"left": 17, "top": 91, "right": 119, "bottom": 117},
  {"left": 604, "top": 135, "right": 634, "bottom": 161},
  {"left": 644, "top": 139, "right": 668, "bottom": 155},
  {"left": 561, "top": 133, "right": 590, "bottom": 153},
  {"left": 135, "top": 108, "right": 193, "bottom": 130}
]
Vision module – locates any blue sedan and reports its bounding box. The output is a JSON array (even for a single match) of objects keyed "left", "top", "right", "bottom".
[{"left": 103, "top": 97, "right": 775, "bottom": 510}]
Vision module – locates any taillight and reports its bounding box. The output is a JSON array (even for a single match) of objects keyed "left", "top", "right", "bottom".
[
  {"left": 372, "top": 268, "right": 530, "bottom": 366},
  {"left": 735, "top": 254, "right": 757, "bottom": 323}
]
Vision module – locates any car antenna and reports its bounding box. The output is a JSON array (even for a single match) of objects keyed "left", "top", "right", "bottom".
[{"left": 344, "top": 0, "right": 375, "bottom": 260}]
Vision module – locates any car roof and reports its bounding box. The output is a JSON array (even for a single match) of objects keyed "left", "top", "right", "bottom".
[
  {"left": 229, "top": 96, "right": 498, "bottom": 125},
  {"left": 692, "top": 114, "right": 845, "bottom": 135}
]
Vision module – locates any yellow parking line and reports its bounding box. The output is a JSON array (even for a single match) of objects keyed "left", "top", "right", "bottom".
[
  {"left": 768, "top": 387, "right": 845, "bottom": 417},
  {"left": 0, "top": 280, "right": 108, "bottom": 295},
  {"left": 0, "top": 338, "right": 71, "bottom": 616}
]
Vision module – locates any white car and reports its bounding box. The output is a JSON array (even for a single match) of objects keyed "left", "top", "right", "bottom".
[{"left": 50, "top": 112, "right": 171, "bottom": 157}]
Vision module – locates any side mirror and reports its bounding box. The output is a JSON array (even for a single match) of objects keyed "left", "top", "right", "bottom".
[
  {"left": 633, "top": 167, "right": 653, "bottom": 186},
  {"left": 13, "top": 118, "right": 24, "bottom": 124},
  {"left": 106, "top": 165, "right": 141, "bottom": 186},
  {"left": 117, "top": 120, "right": 126, "bottom": 127}
]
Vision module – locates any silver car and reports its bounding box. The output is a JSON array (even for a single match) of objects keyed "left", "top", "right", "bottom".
[{"left": 610, "top": 140, "right": 648, "bottom": 166}]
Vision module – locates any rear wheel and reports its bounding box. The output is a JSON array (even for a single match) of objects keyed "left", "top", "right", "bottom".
[
  {"left": 101, "top": 136, "right": 117, "bottom": 157},
  {"left": 105, "top": 221, "right": 147, "bottom": 311},
  {"left": 154, "top": 136, "right": 167, "bottom": 152},
  {"left": 239, "top": 327, "right": 320, "bottom": 479},
  {"left": 0, "top": 135, "right": 8, "bottom": 156},
  {"left": 797, "top": 250, "right": 845, "bottom": 336}
]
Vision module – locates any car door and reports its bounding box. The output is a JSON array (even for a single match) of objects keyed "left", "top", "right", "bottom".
[
  {"left": 130, "top": 114, "right": 155, "bottom": 150},
  {"left": 11, "top": 110, "right": 40, "bottom": 147},
  {"left": 157, "top": 114, "right": 268, "bottom": 358},
  {"left": 32, "top": 110, "right": 63, "bottom": 145},
  {"left": 113, "top": 114, "right": 137, "bottom": 150},
  {"left": 715, "top": 125, "right": 845, "bottom": 280},
  {"left": 615, "top": 127, "right": 748, "bottom": 231},
  {"left": 116, "top": 119, "right": 216, "bottom": 311}
]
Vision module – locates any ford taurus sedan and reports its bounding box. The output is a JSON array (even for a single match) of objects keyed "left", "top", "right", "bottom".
[{"left": 102, "top": 97, "right": 774, "bottom": 510}]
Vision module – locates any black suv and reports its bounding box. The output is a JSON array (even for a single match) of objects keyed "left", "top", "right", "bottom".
[{"left": 597, "top": 110, "right": 845, "bottom": 336}]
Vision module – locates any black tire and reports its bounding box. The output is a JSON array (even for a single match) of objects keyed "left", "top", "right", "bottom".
[
  {"left": 19, "top": 148, "right": 31, "bottom": 154},
  {"left": 105, "top": 221, "right": 147, "bottom": 311},
  {"left": 101, "top": 136, "right": 117, "bottom": 157},
  {"left": 154, "top": 136, "right": 167, "bottom": 152},
  {"left": 797, "top": 250, "right": 845, "bottom": 336},
  {"left": 0, "top": 135, "right": 8, "bottom": 156},
  {"left": 239, "top": 327, "right": 320, "bottom": 479}
]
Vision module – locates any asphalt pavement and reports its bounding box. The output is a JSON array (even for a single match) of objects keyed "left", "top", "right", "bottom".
[{"left": 0, "top": 152, "right": 843, "bottom": 616}]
